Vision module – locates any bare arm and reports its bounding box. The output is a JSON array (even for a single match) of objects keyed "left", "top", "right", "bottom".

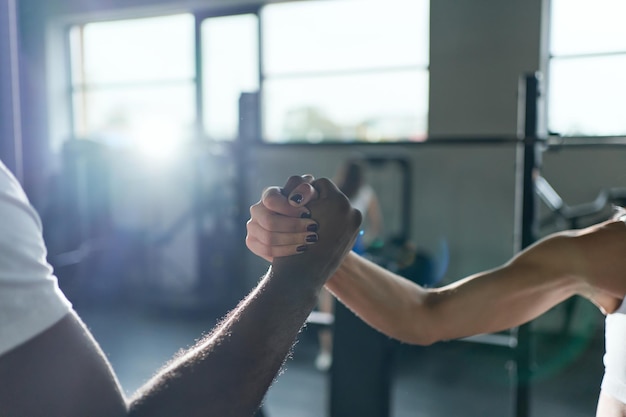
[
  {"left": 0, "top": 313, "right": 127, "bottom": 417},
  {"left": 326, "top": 234, "right": 588, "bottom": 345},
  {"left": 129, "top": 177, "right": 361, "bottom": 417},
  {"left": 1, "top": 173, "right": 358, "bottom": 417},
  {"left": 246, "top": 177, "right": 626, "bottom": 346},
  {"left": 0, "top": 165, "right": 127, "bottom": 417},
  {"left": 597, "top": 391, "right": 626, "bottom": 417},
  {"left": 0, "top": 239, "right": 340, "bottom": 417},
  {"left": 128, "top": 263, "right": 324, "bottom": 417}
]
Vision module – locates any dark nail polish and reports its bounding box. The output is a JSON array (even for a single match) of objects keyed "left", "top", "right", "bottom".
[
  {"left": 301, "top": 212, "right": 311, "bottom": 219},
  {"left": 306, "top": 234, "right": 318, "bottom": 243},
  {"left": 307, "top": 223, "right": 318, "bottom": 232},
  {"left": 290, "top": 194, "right": 303, "bottom": 204},
  {"left": 296, "top": 245, "right": 308, "bottom": 252}
]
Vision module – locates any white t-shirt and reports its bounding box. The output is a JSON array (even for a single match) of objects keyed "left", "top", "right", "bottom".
[
  {"left": 0, "top": 162, "right": 72, "bottom": 355},
  {"left": 602, "top": 297, "right": 626, "bottom": 404}
]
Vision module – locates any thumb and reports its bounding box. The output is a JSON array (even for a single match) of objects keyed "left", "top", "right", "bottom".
[{"left": 311, "top": 177, "right": 342, "bottom": 199}]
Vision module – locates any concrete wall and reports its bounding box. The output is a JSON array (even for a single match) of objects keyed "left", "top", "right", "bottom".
[
  {"left": 429, "top": 0, "right": 543, "bottom": 136},
  {"left": 241, "top": 143, "right": 519, "bottom": 286}
]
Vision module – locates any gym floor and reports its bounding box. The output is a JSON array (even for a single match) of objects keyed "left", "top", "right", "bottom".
[{"left": 80, "top": 304, "right": 605, "bottom": 417}]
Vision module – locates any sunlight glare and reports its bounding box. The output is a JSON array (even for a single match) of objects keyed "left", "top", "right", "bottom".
[{"left": 132, "top": 118, "right": 181, "bottom": 161}]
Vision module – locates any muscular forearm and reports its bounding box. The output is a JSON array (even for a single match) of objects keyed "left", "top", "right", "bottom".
[
  {"left": 327, "top": 236, "right": 588, "bottom": 345},
  {"left": 128, "top": 261, "right": 323, "bottom": 417},
  {"left": 326, "top": 251, "right": 434, "bottom": 344}
]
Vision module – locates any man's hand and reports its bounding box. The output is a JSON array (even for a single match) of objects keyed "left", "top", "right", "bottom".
[{"left": 247, "top": 174, "right": 362, "bottom": 280}]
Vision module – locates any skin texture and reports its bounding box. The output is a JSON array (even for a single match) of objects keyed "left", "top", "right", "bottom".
[
  {"left": 597, "top": 392, "right": 626, "bottom": 417},
  {"left": 1, "top": 175, "right": 360, "bottom": 417},
  {"left": 0, "top": 313, "right": 127, "bottom": 417},
  {"left": 245, "top": 175, "right": 626, "bottom": 417},
  {"left": 128, "top": 177, "right": 361, "bottom": 417}
]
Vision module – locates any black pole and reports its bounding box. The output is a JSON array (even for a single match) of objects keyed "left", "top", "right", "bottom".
[{"left": 513, "top": 73, "right": 543, "bottom": 417}]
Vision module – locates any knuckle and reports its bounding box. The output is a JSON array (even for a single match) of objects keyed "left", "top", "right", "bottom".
[
  {"left": 269, "top": 247, "right": 282, "bottom": 258},
  {"left": 246, "top": 219, "right": 261, "bottom": 235},
  {"left": 261, "top": 186, "right": 274, "bottom": 200},
  {"left": 352, "top": 208, "right": 363, "bottom": 228},
  {"left": 249, "top": 202, "right": 260, "bottom": 215},
  {"left": 248, "top": 222, "right": 270, "bottom": 245},
  {"left": 262, "top": 187, "right": 282, "bottom": 204},
  {"left": 263, "top": 193, "right": 279, "bottom": 207},
  {"left": 315, "top": 177, "right": 332, "bottom": 188},
  {"left": 338, "top": 194, "right": 351, "bottom": 209},
  {"left": 283, "top": 175, "right": 306, "bottom": 195},
  {"left": 266, "top": 216, "right": 281, "bottom": 231},
  {"left": 257, "top": 229, "right": 272, "bottom": 245},
  {"left": 255, "top": 212, "right": 273, "bottom": 230},
  {"left": 268, "top": 232, "right": 283, "bottom": 246},
  {"left": 246, "top": 237, "right": 265, "bottom": 257}
]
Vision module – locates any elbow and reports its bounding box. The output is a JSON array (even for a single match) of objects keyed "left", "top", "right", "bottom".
[
  {"left": 405, "top": 334, "right": 438, "bottom": 347},
  {"left": 395, "top": 293, "right": 443, "bottom": 347},
  {"left": 403, "top": 325, "right": 440, "bottom": 346}
]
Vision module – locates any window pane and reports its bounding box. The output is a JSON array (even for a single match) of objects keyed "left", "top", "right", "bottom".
[
  {"left": 77, "top": 14, "right": 194, "bottom": 85},
  {"left": 548, "top": 56, "right": 626, "bottom": 136},
  {"left": 202, "top": 14, "right": 259, "bottom": 141},
  {"left": 73, "top": 84, "right": 196, "bottom": 150},
  {"left": 263, "top": 70, "right": 428, "bottom": 142},
  {"left": 551, "top": 0, "right": 626, "bottom": 56},
  {"left": 262, "top": 0, "right": 429, "bottom": 75}
]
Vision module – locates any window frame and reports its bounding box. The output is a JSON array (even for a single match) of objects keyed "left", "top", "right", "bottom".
[
  {"left": 258, "top": 0, "right": 430, "bottom": 143},
  {"left": 61, "top": 0, "right": 430, "bottom": 147},
  {"left": 546, "top": 0, "right": 626, "bottom": 138}
]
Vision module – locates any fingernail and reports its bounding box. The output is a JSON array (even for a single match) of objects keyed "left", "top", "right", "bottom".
[
  {"left": 306, "top": 234, "right": 318, "bottom": 243},
  {"left": 301, "top": 212, "right": 311, "bottom": 219},
  {"left": 296, "top": 245, "right": 308, "bottom": 252},
  {"left": 306, "top": 223, "right": 318, "bottom": 232},
  {"left": 290, "top": 194, "right": 303, "bottom": 204}
]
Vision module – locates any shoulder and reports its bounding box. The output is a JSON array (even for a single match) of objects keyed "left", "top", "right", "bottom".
[
  {"left": 0, "top": 313, "right": 127, "bottom": 417},
  {"left": 0, "top": 160, "right": 72, "bottom": 356}
]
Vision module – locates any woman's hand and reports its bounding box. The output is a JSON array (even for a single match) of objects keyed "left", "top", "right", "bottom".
[{"left": 246, "top": 175, "right": 320, "bottom": 262}]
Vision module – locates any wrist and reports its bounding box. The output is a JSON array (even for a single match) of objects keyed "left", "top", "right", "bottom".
[
  {"left": 270, "top": 256, "right": 327, "bottom": 294},
  {"left": 326, "top": 251, "right": 359, "bottom": 288}
]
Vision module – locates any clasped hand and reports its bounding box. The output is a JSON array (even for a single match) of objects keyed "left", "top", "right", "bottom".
[{"left": 247, "top": 175, "right": 362, "bottom": 279}]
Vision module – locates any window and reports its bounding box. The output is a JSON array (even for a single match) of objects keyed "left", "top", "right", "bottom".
[
  {"left": 68, "top": 0, "right": 430, "bottom": 145},
  {"left": 548, "top": 0, "right": 626, "bottom": 136},
  {"left": 261, "top": 0, "right": 430, "bottom": 143},
  {"left": 69, "top": 14, "right": 195, "bottom": 156},
  {"left": 201, "top": 14, "right": 259, "bottom": 141}
]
